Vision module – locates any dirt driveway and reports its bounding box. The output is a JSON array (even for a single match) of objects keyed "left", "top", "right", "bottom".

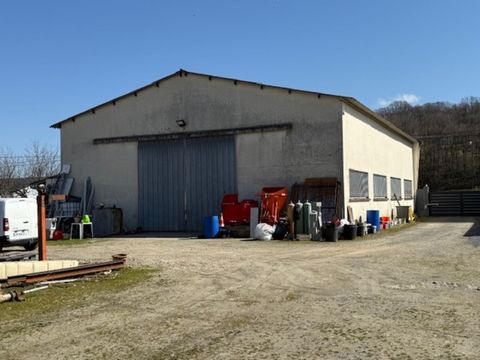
[{"left": 2, "top": 218, "right": 480, "bottom": 359}]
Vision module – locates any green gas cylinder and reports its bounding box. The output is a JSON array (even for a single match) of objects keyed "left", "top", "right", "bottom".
[
  {"left": 294, "top": 201, "right": 304, "bottom": 235},
  {"left": 303, "top": 200, "right": 312, "bottom": 235}
]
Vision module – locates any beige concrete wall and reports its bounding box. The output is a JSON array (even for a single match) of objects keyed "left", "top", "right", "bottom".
[
  {"left": 61, "top": 129, "right": 138, "bottom": 228},
  {"left": 180, "top": 75, "right": 344, "bottom": 193},
  {"left": 341, "top": 103, "right": 415, "bottom": 223},
  {"left": 236, "top": 131, "right": 287, "bottom": 200},
  {"left": 60, "top": 73, "right": 344, "bottom": 230}
]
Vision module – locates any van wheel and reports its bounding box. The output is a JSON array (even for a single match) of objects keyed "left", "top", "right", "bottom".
[{"left": 24, "top": 241, "right": 38, "bottom": 251}]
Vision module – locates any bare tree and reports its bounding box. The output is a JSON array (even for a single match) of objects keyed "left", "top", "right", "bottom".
[
  {"left": 23, "top": 142, "right": 60, "bottom": 179},
  {"left": 0, "top": 148, "right": 20, "bottom": 196},
  {"left": 0, "top": 143, "right": 60, "bottom": 197}
]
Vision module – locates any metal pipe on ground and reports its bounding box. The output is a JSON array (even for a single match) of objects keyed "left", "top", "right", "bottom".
[
  {"left": 0, "top": 291, "right": 15, "bottom": 303},
  {"left": 0, "top": 286, "right": 49, "bottom": 303},
  {"left": 37, "top": 278, "right": 85, "bottom": 286}
]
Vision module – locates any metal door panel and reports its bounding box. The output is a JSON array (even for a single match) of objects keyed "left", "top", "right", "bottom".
[
  {"left": 185, "top": 136, "right": 236, "bottom": 231},
  {"left": 138, "top": 140, "right": 185, "bottom": 231},
  {"left": 139, "top": 136, "right": 236, "bottom": 231}
]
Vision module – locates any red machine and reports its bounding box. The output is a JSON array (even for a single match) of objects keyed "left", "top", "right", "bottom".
[
  {"left": 221, "top": 194, "right": 258, "bottom": 226},
  {"left": 260, "top": 187, "right": 288, "bottom": 225}
]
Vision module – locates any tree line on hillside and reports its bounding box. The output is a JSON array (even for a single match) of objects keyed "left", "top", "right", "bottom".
[{"left": 377, "top": 97, "right": 480, "bottom": 191}]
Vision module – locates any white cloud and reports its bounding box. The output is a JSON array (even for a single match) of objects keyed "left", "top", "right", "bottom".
[{"left": 377, "top": 93, "right": 421, "bottom": 108}]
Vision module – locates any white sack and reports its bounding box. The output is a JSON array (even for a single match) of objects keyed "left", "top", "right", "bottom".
[{"left": 254, "top": 223, "right": 275, "bottom": 240}]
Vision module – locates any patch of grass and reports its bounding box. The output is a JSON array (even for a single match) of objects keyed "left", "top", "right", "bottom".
[
  {"left": 47, "top": 238, "right": 108, "bottom": 246},
  {"left": 225, "top": 314, "right": 252, "bottom": 328},
  {"left": 225, "top": 289, "right": 236, "bottom": 297},
  {"left": 367, "top": 221, "right": 417, "bottom": 239},
  {"left": 285, "top": 291, "right": 301, "bottom": 301},
  {"left": 1, "top": 267, "right": 157, "bottom": 321}
]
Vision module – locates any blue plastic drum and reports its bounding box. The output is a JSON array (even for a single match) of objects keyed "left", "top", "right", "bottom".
[
  {"left": 203, "top": 216, "right": 219, "bottom": 238},
  {"left": 366, "top": 210, "right": 380, "bottom": 230}
]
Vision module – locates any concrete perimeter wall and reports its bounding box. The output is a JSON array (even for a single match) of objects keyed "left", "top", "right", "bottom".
[{"left": 60, "top": 73, "right": 344, "bottom": 230}]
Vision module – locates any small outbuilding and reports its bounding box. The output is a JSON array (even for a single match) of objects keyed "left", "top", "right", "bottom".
[{"left": 51, "top": 69, "right": 419, "bottom": 232}]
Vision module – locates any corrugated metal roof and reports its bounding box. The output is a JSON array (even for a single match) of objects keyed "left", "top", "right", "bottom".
[{"left": 49, "top": 69, "right": 418, "bottom": 145}]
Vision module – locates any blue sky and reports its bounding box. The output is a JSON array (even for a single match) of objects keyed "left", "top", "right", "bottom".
[{"left": 1, "top": 0, "right": 479, "bottom": 154}]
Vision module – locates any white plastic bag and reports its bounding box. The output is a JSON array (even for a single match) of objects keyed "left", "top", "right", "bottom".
[
  {"left": 254, "top": 223, "right": 275, "bottom": 240},
  {"left": 338, "top": 219, "right": 350, "bottom": 234}
]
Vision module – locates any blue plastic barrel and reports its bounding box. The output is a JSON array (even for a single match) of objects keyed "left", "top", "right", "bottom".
[
  {"left": 203, "top": 216, "right": 219, "bottom": 238},
  {"left": 366, "top": 210, "right": 380, "bottom": 230}
]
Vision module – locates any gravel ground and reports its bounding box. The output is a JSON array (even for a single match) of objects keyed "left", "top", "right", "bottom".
[{"left": 2, "top": 218, "right": 480, "bottom": 359}]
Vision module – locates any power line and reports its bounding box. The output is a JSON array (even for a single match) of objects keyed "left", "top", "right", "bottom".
[{"left": 0, "top": 155, "right": 60, "bottom": 159}]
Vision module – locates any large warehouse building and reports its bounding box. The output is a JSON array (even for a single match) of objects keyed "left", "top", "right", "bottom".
[{"left": 51, "top": 69, "right": 419, "bottom": 232}]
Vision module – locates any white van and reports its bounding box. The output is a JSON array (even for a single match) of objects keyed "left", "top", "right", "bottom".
[{"left": 0, "top": 198, "right": 38, "bottom": 251}]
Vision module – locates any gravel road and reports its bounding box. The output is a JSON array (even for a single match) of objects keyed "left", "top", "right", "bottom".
[{"left": 2, "top": 218, "right": 480, "bottom": 359}]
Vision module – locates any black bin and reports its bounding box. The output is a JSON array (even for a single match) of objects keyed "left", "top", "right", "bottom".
[
  {"left": 356, "top": 224, "right": 365, "bottom": 237},
  {"left": 324, "top": 224, "right": 338, "bottom": 242},
  {"left": 343, "top": 224, "right": 357, "bottom": 240}
]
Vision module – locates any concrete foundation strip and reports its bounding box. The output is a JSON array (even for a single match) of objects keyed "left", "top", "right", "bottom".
[{"left": 5, "top": 254, "right": 127, "bottom": 286}]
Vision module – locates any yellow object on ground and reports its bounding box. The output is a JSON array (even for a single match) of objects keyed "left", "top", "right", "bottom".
[{"left": 408, "top": 207, "right": 414, "bottom": 222}]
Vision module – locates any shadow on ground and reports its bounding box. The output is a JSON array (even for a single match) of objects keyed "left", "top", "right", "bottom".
[
  {"left": 463, "top": 222, "right": 480, "bottom": 245},
  {"left": 115, "top": 231, "right": 201, "bottom": 240},
  {"left": 424, "top": 216, "right": 480, "bottom": 247},
  {"left": 417, "top": 216, "right": 479, "bottom": 224},
  {"left": 0, "top": 247, "right": 27, "bottom": 253}
]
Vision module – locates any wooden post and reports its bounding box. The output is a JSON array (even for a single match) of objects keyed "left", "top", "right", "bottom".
[{"left": 37, "top": 189, "right": 47, "bottom": 261}]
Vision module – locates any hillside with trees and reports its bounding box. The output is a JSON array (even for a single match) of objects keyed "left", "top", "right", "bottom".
[{"left": 377, "top": 98, "right": 480, "bottom": 191}]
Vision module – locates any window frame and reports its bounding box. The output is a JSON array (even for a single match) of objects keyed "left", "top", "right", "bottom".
[
  {"left": 390, "top": 177, "right": 402, "bottom": 200},
  {"left": 373, "top": 174, "right": 388, "bottom": 201},
  {"left": 349, "top": 169, "right": 369, "bottom": 201},
  {"left": 404, "top": 179, "right": 413, "bottom": 200}
]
